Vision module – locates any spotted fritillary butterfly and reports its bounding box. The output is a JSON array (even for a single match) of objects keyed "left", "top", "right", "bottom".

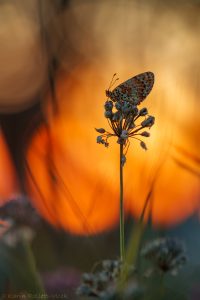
[{"left": 106, "top": 71, "right": 154, "bottom": 105}]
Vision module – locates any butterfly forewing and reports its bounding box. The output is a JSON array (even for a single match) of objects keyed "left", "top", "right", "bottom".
[{"left": 108, "top": 71, "right": 154, "bottom": 104}]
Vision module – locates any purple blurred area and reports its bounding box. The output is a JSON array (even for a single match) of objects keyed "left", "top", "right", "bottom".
[{"left": 42, "top": 268, "right": 81, "bottom": 299}]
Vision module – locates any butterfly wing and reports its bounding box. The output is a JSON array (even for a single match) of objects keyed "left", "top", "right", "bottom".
[{"left": 110, "top": 71, "right": 154, "bottom": 104}]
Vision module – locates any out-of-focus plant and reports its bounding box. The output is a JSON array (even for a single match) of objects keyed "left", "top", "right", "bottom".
[
  {"left": 0, "top": 196, "right": 44, "bottom": 296},
  {"left": 77, "top": 236, "right": 187, "bottom": 300},
  {"left": 141, "top": 237, "right": 187, "bottom": 276}
]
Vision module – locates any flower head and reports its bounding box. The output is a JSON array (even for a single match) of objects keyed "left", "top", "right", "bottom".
[
  {"left": 76, "top": 260, "right": 140, "bottom": 299},
  {"left": 141, "top": 237, "right": 187, "bottom": 275}
]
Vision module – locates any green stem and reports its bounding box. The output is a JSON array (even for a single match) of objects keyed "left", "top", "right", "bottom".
[
  {"left": 119, "top": 143, "right": 125, "bottom": 262},
  {"left": 21, "top": 238, "right": 45, "bottom": 293}
]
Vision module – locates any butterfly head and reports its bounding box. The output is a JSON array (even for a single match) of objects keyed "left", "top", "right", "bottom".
[
  {"left": 105, "top": 74, "right": 119, "bottom": 101},
  {"left": 105, "top": 89, "right": 115, "bottom": 101}
]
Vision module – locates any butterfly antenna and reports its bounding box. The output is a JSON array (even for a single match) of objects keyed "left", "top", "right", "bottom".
[{"left": 107, "top": 73, "right": 119, "bottom": 91}]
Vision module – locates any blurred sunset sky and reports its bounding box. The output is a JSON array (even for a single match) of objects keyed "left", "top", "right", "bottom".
[{"left": 0, "top": 0, "right": 199, "bottom": 234}]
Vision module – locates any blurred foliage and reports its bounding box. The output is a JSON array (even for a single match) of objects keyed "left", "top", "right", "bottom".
[
  {"left": 0, "top": 228, "right": 44, "bottom": 297},
  {"left": 0, "top": 216, "right": 200, "bottom": 299}
]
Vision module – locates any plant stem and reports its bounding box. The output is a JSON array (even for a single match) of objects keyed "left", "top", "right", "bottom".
[{"left": 119, "top": 143, "right": 125, "bottom": 262}]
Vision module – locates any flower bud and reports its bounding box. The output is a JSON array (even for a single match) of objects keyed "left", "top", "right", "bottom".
[
  {"left": 141, "top": 116, "right": 155, "bottom": 128},
  {"left": 140, "top": 141, "right": 147, "bottom": 150},
  {"left": 139, "top": 107, "right": 148, "bottom": 116},
  {"left": 104, "top": 110, "right": 113, "bottom": 118},
  {"left": 104, "top": 100, "right": 113, "bottom": 111},
  {"left": 95, "top": 128, "right": 106, "bottom": 133},
  {"left": 112, "top": 111, "right": 121, "bottom": 121},
  {"left": 141, "top": 131, "right": 150, "bottom": 137},
  {"left": 97, "top": 136, "right": 104, "bottom": 144},
  {"left": 131, "top": 106, "right": 139, "bottom": 116}
]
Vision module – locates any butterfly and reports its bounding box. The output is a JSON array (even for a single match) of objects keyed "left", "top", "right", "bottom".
[{"left": 106, "top": 71, "right": 154, "bottom": 105}]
